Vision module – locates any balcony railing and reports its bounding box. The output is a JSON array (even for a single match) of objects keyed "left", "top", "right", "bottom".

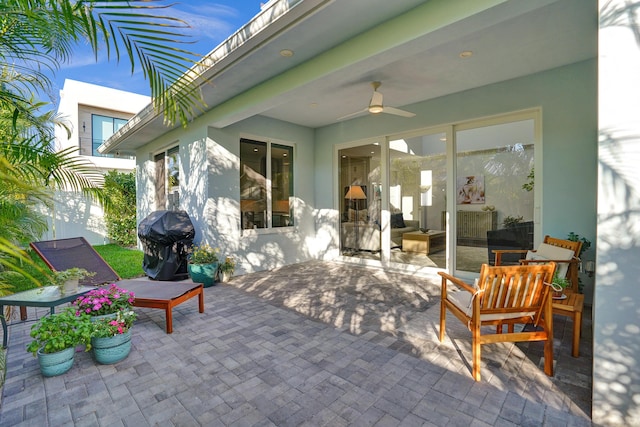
[{"left": 76, "top": 137, "right": 135, "bottom": 160}]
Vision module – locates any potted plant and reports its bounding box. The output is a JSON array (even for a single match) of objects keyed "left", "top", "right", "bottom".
[
  {"left": 50, "top": 268, "right": 95, "bottom": 294},
  {"left": 567, "top": 232, "right": 592, "bottom": 292},
  {"left": 26, "top": 307, "right": 93, "bottom": 377},
  {"left": 218, "top": 256, "right": 236, "bottom": 282},
  {"left": 550, "top": 273, "right": 570, "bottom": 299},
  {"left": 187, "top": 244, "right": 220, "bottom": 287},
  {"left": 90, "top": 309, "right": 137, "bottom": 364},
  {"left": 72, "top": 283, "right": 136, "bottom": 320}
]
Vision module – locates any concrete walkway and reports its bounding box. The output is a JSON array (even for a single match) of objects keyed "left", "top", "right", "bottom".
[{"left": 0, "top": 261, "right": 592, "bottom": 426}]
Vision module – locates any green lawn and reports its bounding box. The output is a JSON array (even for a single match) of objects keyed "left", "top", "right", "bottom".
[{"left": 7, "top": 244, "right": 145, "bottom": 294}]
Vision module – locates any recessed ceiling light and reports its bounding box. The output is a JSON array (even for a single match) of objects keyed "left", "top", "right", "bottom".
[
  {"left": 310, "top": 102, "right": 318, "bottom": 108},
  {"left": 280, "top": 49, "right": 294, "bottom": 57},
  {"left": 459, "top": 50, "right": 473, "bottom": 58}
]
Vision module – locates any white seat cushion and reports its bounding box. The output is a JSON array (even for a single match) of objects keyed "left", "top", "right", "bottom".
[
  {"left": 447, "top": 290, "right": 535, "bottom": 322},
  {"left": 526, "top": 242, "right": 575, "bottom": 279}
]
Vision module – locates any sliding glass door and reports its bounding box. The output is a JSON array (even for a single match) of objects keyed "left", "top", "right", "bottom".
[
  {"left": 454, "top": 119, "right": 535, "bottom": 273},
  {"left": 388, "top": 131, "right": 447, "bottom": 268},
  {"left": 338, "top": 143, "right": 382, "bottom": 260},
  {"left": 336, "top": 111, "right": 538, "bottom": 275}
]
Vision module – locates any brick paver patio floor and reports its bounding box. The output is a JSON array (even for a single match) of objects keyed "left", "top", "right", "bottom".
[{"left": 0, "top": 260, "right": 592, "bottom": 426}]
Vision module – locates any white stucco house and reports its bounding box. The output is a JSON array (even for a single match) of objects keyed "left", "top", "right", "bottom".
[
  {"left": 49, "top": 79, "right": 149, "bottom": 245},
  {"left": 99, "top": 0, "right": 640, "bottom": 424}
]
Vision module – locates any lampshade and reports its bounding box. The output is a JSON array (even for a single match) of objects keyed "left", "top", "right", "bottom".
[{"left": 345, "top": 185, "right": 367, "bottom": 200}]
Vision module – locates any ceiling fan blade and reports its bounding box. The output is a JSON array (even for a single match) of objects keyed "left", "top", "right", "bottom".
[
  {"left": 383, "top": 106, "right": 416, "bottom": 118},
  {"left": 337, "top": 108, "right": 368, "bottom": 121},
  {"left": 369, "top": 91, "right": 383, "bottom": 108}
]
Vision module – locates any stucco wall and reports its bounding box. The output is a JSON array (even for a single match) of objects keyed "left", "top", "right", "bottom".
[
  {"left": 315, "top": 60, "right": 597, "bottom": 274},
  {"left": 595, "top": 0, "right": 640, "bottom": 425},
  {"left": 135, "top": 114, "right": 316, "bottom": 275},
  {"left": 315, "top": 60, "right": 596, "bottom": 243}
]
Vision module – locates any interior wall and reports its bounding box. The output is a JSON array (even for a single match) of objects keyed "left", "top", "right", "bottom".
[{"left": 595, "top": 0, "right": 640, "bottom": 425}]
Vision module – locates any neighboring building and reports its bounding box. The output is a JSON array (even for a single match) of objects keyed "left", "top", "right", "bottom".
[
  {"left": 99, "top": 0, "right": 639, "bottom": 424},
  {"left": 47, "top": 79, "right": 149, "bottom": 245}
]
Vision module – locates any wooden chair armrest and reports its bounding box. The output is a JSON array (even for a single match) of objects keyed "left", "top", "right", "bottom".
[
  {"left": 438, "top": 272, "right": 476, "bottom": 294},
  {"left": 520, "top": 258, "right": 580, "bottom": 265}
]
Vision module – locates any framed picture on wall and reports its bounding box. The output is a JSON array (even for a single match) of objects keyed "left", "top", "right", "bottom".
[{"left": 456, "top": 175, "right": 485, "bottom": 204}]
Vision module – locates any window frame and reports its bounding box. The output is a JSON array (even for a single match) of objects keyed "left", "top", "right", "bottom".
[
  {"left": 91, "top": 114, "right": 128, "bottom": 157},
  {"left": 240, "top": 137, "right": 295, "bottom": 233},
  {"left": 154, "top": 144, "right": 180, "bottom": 211}
]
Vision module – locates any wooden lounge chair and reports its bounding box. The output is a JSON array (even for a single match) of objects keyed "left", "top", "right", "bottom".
[
  {"left": 29, "top": 237, "right": 204, "bottom": 333},
  {"left": 438, "top": 262, "right": 557, "bottom": 381}
]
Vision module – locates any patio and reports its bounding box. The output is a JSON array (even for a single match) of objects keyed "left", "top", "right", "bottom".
[{"left": 0, "top": 260, "right": 592, "bottom": 425}]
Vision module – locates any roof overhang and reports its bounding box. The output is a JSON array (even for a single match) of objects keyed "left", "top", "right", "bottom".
[{"left": 100, "top": 0, "right": 596, "bottom": 155}]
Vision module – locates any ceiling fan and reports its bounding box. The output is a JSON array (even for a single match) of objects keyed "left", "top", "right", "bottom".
[{"left": 337, "top": 81, "right": 416, "bottom": 120}]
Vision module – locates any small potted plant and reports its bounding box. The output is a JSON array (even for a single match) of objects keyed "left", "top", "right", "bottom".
[
  {"left": 50, "top": 268, "right": 96, "bottom": 294},
  {"left": 90, "top": 309, "right": 137, "bottom": 364},
  {"left": 550, "top": 273, "right": 570, "bottom": 299},
  {"left": 187, "top": 244, "right": 220, "bottom": 287},
  {"left": 502, "top": 215, "right": 524, "bottom": 228},
  {"left": 218, "top": 256, "right": 236, "bottom": 282},
  {"left": 26, "top": 307, "right": 93, "bottom": 377},
  {"left": 72, "top": 283, "right": 136, "bottom": 320}
]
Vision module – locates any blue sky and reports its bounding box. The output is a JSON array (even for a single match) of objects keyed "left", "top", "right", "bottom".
[{"left": 51, "top": 1, "right": 262, "bottom": 102}]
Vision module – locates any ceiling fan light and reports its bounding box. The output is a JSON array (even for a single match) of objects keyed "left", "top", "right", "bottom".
[{"left": 368, "top": 105, "right": 384, "bottom": 114}]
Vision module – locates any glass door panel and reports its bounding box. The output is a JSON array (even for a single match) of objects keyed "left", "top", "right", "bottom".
[
  {"left": 454, "top": 119, "right": 535, "bottom": 273},
  {"left": 339, "top": 144, "right": 381, "bottom": 260},
  {"left": 388, "top": 132, "right": 447, "bottom": 269}
]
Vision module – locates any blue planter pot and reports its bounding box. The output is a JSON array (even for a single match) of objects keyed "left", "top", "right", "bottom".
[
  {"left": 188, "top": 262, "right": 218, "bottom": 287},
  {"left": 91, "top": 330, "right": 132, "bottom": 365},
  {"left": 90, "top": 313, "right": 118, "bottom": 323},
  {"left": 37, "top": 346, "right": 75, "bottom": 377}
]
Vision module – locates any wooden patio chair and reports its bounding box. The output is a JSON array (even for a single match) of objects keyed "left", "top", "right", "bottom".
[
  {"left": 493, "top": 235, "right": 582, "bottom": 292},
  {"left": 493, "top": 235, "right": 585, "bottom": 357},
  {"left": 438, "top": 262, "right": 557, "bottom": 381},
  {"left": 29, "top": 237, "right": 204, "bottom": 334}
]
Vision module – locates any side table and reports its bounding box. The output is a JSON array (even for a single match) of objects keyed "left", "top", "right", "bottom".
[
  {"left": 552, "top": 289, "right": 584, "bottom": 357},
  {"left": 402, "top": 230, "right": 446, "bottom": 255},
  {"left": 0, "top": 286, "right": 95, "bottom": 348}
]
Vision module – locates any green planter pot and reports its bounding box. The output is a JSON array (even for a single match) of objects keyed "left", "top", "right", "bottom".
[
  {"left": 188, "top": 262, "right": 218, "bottom": 287},
  {"left": 37, "top": 346, "right": 75, "bottom": 377},
  {"left": 92, "top": 330, "right": 132, "bottom": 365}
]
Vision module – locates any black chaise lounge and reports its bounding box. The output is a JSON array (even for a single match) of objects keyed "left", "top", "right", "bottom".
[{"left": 29, "top": 237, "right": 204, "bottom": 333}]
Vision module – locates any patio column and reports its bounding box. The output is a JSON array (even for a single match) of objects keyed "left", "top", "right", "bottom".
[{"left": 595, "top": 1, "right": 640, "bottom": 425}]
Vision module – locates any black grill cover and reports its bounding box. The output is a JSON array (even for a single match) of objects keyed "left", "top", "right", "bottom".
[{"left": 138, "top": 210, "right": 195, "bottom": 280}]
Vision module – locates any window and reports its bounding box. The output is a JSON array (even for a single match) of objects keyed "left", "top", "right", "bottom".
[
  {"left": 240, "top": 138, "right": 294, "bottom": 229},
  {"left": 91, "top": 114, "right": 128, "bottom": 157},
  {"left": 154, "top": 145, "right": 180, "bottom": 210}
]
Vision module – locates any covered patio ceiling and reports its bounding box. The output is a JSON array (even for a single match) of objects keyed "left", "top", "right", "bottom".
[{"left": 102, "top": 0, "right": 596, "bottom": 155}]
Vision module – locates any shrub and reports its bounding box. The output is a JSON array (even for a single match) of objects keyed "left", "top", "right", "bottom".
[{"left": 103, "top": 171, "right": 137, "bottom": 247}]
